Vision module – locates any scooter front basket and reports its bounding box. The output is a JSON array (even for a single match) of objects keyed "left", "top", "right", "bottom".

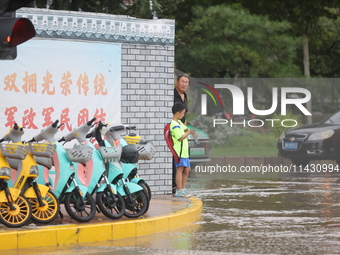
[
  {"left": 137, "top": 141, "right": 157, "bottom": 160},
  {"left": 98, "top": 144, "right": 122, "bottom": 163},
  {"left": 65, "top": 144, "right": 93, "bottom": 164},
  {"left": 0, "top": 143, "right": 30, "bottom": 160},
  {"left": 29, "top": 143, "right": 56, "bottom": 158}
]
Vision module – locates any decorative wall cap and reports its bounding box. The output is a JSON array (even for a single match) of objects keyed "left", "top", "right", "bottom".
[{"left": 17, "top": 8, "right": 175, "bottom": 45}]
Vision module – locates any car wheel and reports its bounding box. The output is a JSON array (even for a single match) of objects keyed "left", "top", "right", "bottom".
[{"left": 291, "top": 159, "right": 310, "bottom": 168}]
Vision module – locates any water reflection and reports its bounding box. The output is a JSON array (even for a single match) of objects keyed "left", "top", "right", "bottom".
[
  {"left": 8, "top": 168, "right": 340, "bottom": 255},
  {"left": 187, "top": 170, "right": 340, "bottom": 255}
]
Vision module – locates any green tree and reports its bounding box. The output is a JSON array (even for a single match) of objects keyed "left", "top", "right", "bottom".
[
  {"left": 309, "top": 12, "right": 340, "bottom": 77},
  {"left": 176, "top": 5, "right": 301, "bottom": 78},
  {"left": 32, "top": 0, "right": 167, "bottom": 19},
  {"left": 172, "top": 0, "right": 227, "bottom": 28},
  {"left": 234, "top": 0, "right": 340, "bottom": 78}
]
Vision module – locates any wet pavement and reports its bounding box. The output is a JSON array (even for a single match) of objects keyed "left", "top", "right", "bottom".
[
  {"left": 5, "top": 158, "right": 340, "bottom": 255},
  {"left": 10, "top": 162, "right": 340, "bottom": 255},
  {"left": 187, "top": 170, "right": 340, "bottom": 255}
]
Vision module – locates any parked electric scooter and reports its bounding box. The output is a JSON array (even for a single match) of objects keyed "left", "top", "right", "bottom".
[
  {"left": 60, "top": 118, "right": 126, "bottom": 219},
  {"left": 30, "top": 120, "right": 96, "bottom": 222},
  {"left": 0, "top": 139, "right": 31, "bottom": 227},
  {"left": 0, "top": 123, "right": 59, "bottom": 224},
  {"left": 87, "top": 121, "right": 149, "bottom": 218},
  {"left": 104, "top": 124, "right": 153, "bottom": 202}
]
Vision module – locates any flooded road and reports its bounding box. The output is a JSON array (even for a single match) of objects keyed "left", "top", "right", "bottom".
[{"left": 10, "top": 168, "right": 340, "bottom": 255}]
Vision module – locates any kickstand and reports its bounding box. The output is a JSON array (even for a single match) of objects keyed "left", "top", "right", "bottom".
[
  {"left": 58, "top": 209, "right": 64, "bottom": 219},
  {"left": 96, "top": 205, "right": 101, "bottom": 213}
]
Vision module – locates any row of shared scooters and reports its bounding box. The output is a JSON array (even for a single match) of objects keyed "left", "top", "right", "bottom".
[{"left": 0, "top": 118, "right": 156, "bottom": 228}]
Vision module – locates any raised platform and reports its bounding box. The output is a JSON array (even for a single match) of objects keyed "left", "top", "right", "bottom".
[{"left": 0, "top": 195, "right": 202, "bottom": 251}]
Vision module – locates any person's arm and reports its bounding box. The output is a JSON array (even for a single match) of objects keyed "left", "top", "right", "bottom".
[{"left": 178, "top": 129, "right": 196, "bottom": 141}]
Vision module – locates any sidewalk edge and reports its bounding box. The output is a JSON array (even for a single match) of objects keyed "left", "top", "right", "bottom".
[{"left": 0, "top": 196, "right": 203, "bottom": 250}]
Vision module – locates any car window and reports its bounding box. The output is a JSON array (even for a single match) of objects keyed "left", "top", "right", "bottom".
[{"left": 324, "top": 111, "right": 340, "bottom": 124}]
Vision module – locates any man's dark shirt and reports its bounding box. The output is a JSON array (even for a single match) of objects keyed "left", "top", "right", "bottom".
[{"left": 174, "top": 87, "right": 188, "bottom": 123}]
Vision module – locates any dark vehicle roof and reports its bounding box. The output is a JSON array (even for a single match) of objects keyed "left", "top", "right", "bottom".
[{"left": 285, "top": 110, "right": 340, "bottom": 135}]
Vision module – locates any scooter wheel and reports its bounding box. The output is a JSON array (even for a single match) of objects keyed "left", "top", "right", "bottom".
[
  {"left": 123, "top": 190, "right": 148, "bottom": 218},
  {"left": 139, "top": 181, "right": 152, "bottom": 201},
  {"left": 64, "top": 191, "right": 96, "bottom": 222},
  {"left": 29, "top": 190, "right": 59, "bottom": 223},
  {"left": 96, "top": 189, "right": 125, "bottom": 219},
  {"left": 137, "top": 182, "right": 151, "bottom": 213},
  {"left": 0, "top": 195, "right": 32, "bottom": 228}
]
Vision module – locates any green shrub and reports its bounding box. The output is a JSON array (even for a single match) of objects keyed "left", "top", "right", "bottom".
[
  {"left": 226, "top": 131, "right": 277, "bottom": 147},
  {"left": 211, "top": 131, "right": 278, "bottom": 156},
  {"left": 270, "top": 110, "right": 301, "bottom": 137},
  {"left": 188, "top": 115, "right": 251, "bottom": 146},
  {"left": 189, "top": 115, "right": 279, "bottom": 156}
]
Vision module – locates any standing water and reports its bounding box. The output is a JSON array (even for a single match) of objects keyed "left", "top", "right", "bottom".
[{"left": 7, "top": 165, "right": 340, "bottom": 255}]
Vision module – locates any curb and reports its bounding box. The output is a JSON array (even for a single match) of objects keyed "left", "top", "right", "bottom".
[{"left": 0, "top": 196, "right": 203, "bottom": 251}]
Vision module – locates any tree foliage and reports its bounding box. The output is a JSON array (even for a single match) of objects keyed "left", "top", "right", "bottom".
[
  {"left": 233, "top": 0, "right": 340, "bottom": 77},
  {"left": 29, "top": 0, "right": 340, "bottom": 78},
  {"left": 176, "top": 5, "right": 301, "bottom": 78},
  {"left": 32, "top": 0, "right": 178, "bottom": 19},
  {"left": 173, "top": 0, "right": 340, "bottom": 78},
  {"left": 309, "top": 13, "right": 340, "bottom": 77},
  {"left": 234, "top": 1, "right": 339, "bottom": 26}
]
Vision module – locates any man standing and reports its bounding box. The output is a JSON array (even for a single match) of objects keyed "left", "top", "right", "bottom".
[
  {"left": 174, "top": 74, "right": 190, "bottom": 123},
  {"left": 172, "top": 74, "right": 190, "bottom": 193}
]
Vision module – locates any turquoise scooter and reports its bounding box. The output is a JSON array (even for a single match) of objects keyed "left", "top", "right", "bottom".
[
  {"left": 60, "top": 118, "right": 126, "bottom": 219},
  {"left": 87, "top": 121, "right": 149, "bottom": 218},
  {"left": 104, "top": 124, "right": 152, "bottom": 202},
  {"left": 31, "top": 120, "right": 97, "bottom": 222}
]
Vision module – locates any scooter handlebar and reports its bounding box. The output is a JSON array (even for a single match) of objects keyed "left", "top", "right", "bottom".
[
  {"left": 52, "top": 120, "right": 59, "bottom": 128},
  {"left": 87, "top": 117, "right": 96, "bottom": 127},
  {"left": 1, "top": 123, "right": 25, "bottom": 143},
  {"left": 109, "top": 124, "right": 136, "bottom": 132},
  {"left": 31, "top": 120, "right": 60, "bottom": 142},
  {"left": 61, "top": 117, "right": 97, "bottom": 143},
  {"left": 105, "top": 124, "right": 136, "bottom": 141}
]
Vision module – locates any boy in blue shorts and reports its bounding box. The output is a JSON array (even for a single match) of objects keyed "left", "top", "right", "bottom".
[{"left": 171, "top": 102, "right": 197, "bottom": 198}]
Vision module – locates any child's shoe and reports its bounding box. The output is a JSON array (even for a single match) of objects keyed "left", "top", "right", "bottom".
[
  {"left": 174, "top": 189, "right": 186, "bottom": 198},
  {"left": 184, "top": 188, "right": 192, "bottom": 197}
]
